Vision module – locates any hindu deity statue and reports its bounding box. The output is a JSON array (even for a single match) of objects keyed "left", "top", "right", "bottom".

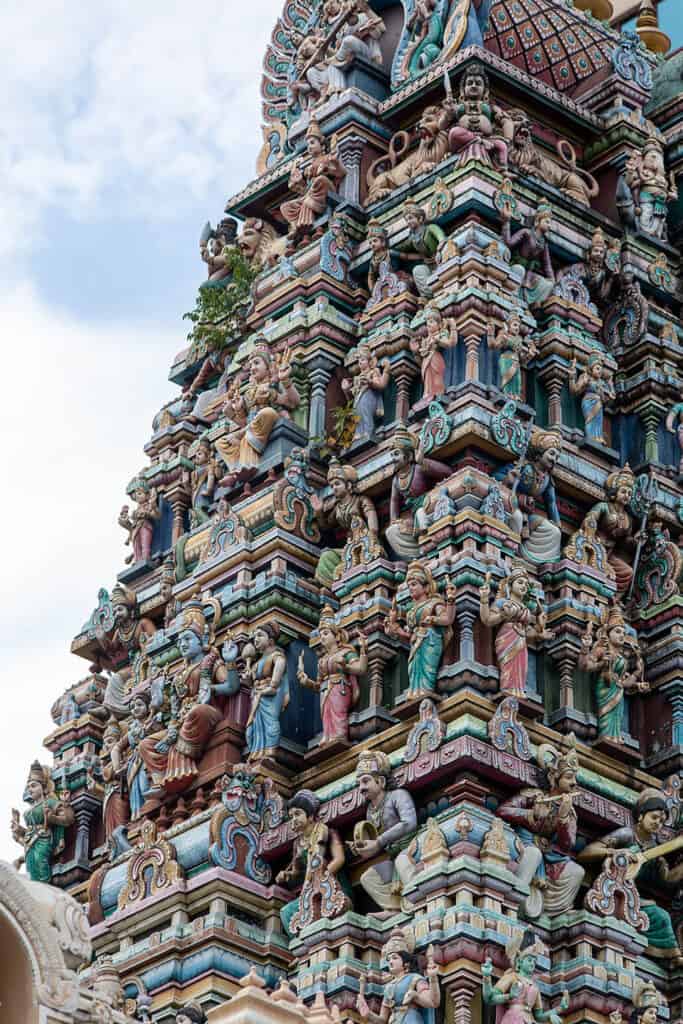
[
  {"left": 386, "top": 561, "right": 456, "bottom": 698},
  {"left": 612, "top": 982, "right": 666, "bottom": 1024},
  {"left": 199, "top": 216, "right": 238, "bottom": 286},
  {"left": 357, "top": 930, "right": 440, "bottom": 1024},
  {"left": 498, "top": 735, "right": 585, "bottom": 919},
  {"left": 580, "top": 788, "right": 683, "bottom": 962},
  {"left": 502, "top": 427, "right": 562, "bottom": 565},
  {"left": 94, "top": 584, "right": 157, "bottom": 686},
  {"left": 400, "top": 0, "right": 445, "bottom": 80},
  {"left": 280, "top": 118, "right": 346, "bottom": 247},
  {"left": 214, "top": 343, "right": 300, "bottom": 482},
  {"left": 447, "top": 64, "right": 512, "bottom": 171},
  {"left": 395, "top": 201, "right": 446, "bottom": 299},
  {"left": 619, "top": 138, "right": 677, "bottom": 241},
  {"left": 385, "top": 426, "right": 451, "bottom": 560},
  {"left": 631, "top": 514, "right": 683, "bottom": 613},
  {"left": 558, "top": 228, "right": 619, "bottom": 310},
  {"left": 570, "top": 465, "right": 638, "bottom": 594},
  {"left": 479, "top": 562, "right": 553, "bottom": 699},
  {"left": 118, "top": 477, "right": 160, "bottom": 565},
  {"left": 482, "top": 930, "right": 569, "bottom": 1024},
  {"left": 409, "top": 303, "right": 459, "bottom": 403},
  {"left": 351, "top": 749, "right": 418, "bottom": 912},
  {"left": 578, "top": 604, "right": 648, "bottom": 742},
  {"left": 488, "top": 310, "right": 538, "bottom": 400},
  {"left": 569, "top": 353, "right": 615, "bottom": 446},
  {"left": 111, "top": 692, "right": 156, "bottom": 819},
  {"left": 175, "top": 1004, "right": 207, "bottom": 1024},
  {"left": 366, "top": 220, "right": 412, "bottom": 303},
  {"left": 276, "top": 789, "right": 350, "bottom": 935},
  {"left": 242, "top": 622, "right": 290, "bottom": 763},
  {"left": 341, "top": 343, "right": 392, "bottom": 441},
  {"left": 501, "top": 202, "right": 555, "bottom": 308},
  {"left": 297, "top": 606, "right": 367, "bottom": 743},
  {"left": 312, "top": 459, "right": 383, "bottom": 587},
  {"left": 11, "top": 762, "right": 74, "bottom": 883},
  {"left": 99, "top": 718, "right": 130, "bottom": 855},
  {"left": 665, "top": 390, "right": 683, "bottom": 475},
  {"left": 185, "top": 437, "right": 218, "bottom": 526}
]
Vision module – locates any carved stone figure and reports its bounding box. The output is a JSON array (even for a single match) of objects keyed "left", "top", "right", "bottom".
[
  {"left": 185, "top": 437, "right": 218, "bottom": 526},
  {"left": 273, "top": 446, "right": 322, "bottom": 542},
  {"left": 214, "top": 343, "right": 299, "bottom": 482},
  {"left": 501, "top": 201, "right": 556, "bottom": 308},
  {"left": 395, "top": 201, "right": 446, "bottom": 298},
  {"left": 280, "top": 118, "right": 346, "bottom": 247},
  {"left": 320, "top": 213, "right": 353, "bottom": 281},
  {"left": 409, "top": 302, "right": 459, "bottom": 402},
  {"left": 488, "top": 311, "right": 538, "bottom": 400},
  {"left": 479, "top": 562, "right": 553, "bottom": 699},
  {"left": 297, "top": 606, "right": 366, "bottom": 743},
  {"left": 11, "top": 762, "right": 74, "bottom": 883},
  {"left": 508, "top": 111, "right": 598, "bottom": 207},
  {"left": 557, "top": 227, "right": 620, "bottom": 310},
  {"left": 367, "top": 103, "right": 452, "bottom": 203},
  {"left": 498, "top": 736, "right": 585, "bottom": 919},
  {"left": 631, "top": 515, "right": 683, "bottom": 612},
  {"left": 618, "top": 138, "right": 677, "bottom": 240},
  {"left": 386, "top": 561, "right": 456, "bottom": 697},
  {"left": 208, "top": 765, "right": 278, "bottom": 881},
  {"left": 199, "top": 217, "right": 238, "bottom": 286},
  {"left": 398, "top": 0, "right": 446, "bottom": 83},
  {"left": 51, "top": 673, "right": 107, "bottom": 726},
  {"left": 277, "top": 789, "right": 350, "bottom": 935},
  {"left": 503, "top": 427, "right": 562, "bottom": 565},
  {"left": 342, "top": 343, "right": 391, "bottom": 441},
  {"left": 366, "top": 220, "right": 412, "bottom": 307},
  {"left": 603, "top": 268, "right": 649, "bottom": 349},
  {"left": 352, "top": 749, "right": 418, "bottom": 912},
  {"left": 385, "top": 426, "right": 451, "bottom": 560},
  {"left": 357, "top": 930, "right": 440, "bottom": 1024},
  {"left": 569, "top": 352, "right": 615, "bottom": 445},
  {"left": 447, "top": 64, "right": 512, "bottom": 170},
  {"left": 571, "top": 465, "right": 638, "bottom": 593},
  {"left": 580, "top": 788, "right": 683, "bottom": 961},
  {"left": 483, "top": 930, "right": 569, "bottom": 1024},
  {"left": 118, "top": 477, "right": 160, "bottom": 564},
  {"left": 313, "top": 459, "right": 383, "bottom": 586},
  {"left": 110, "top": 692, "right": 155, "bottom": 819},
  {"left": 237, "top": 218, "right": 287, "bottom": 271},
  {"left": 242, "top": 623, "right": 290, "bottom": 763},
  {"left": 99, "top": 718, "right": 130, "bottom": 857},
  {"left": 579, "top": 604, "right": 648, "bottom": 742}
]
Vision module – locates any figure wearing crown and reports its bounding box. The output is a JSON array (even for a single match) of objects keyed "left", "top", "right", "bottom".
[
  {"left": 579, "top": 603, "right": 648, "bottom": 742},
  {"left": 312, "top": 459, "right": 383, "bottom": 587},
  {"left": 357, "top": 930, "right": 440, "bottom": 1024},
  {"left": 482, "top": 930, "right": 569, "bottom": 1024},
  {"left": 11, "top": 762, "right": 75, "bottom": 883},
  {"left": 500, "top": 200, "right": 555, "bottom": 308},
  {"left": 620, "top": 137, "right": 677, "bottom": 241},
  {"left": 569, "top": 465, "right": 638, "bottom": 595},
  {"left": 280, "top": 118, "right": 346, "bottom": 247},
  {"left": 385, "top": 426, "right": 451, "bottom": 561},
  {"left": 297, "top": 606, "right": 366, "bottom": 743}
]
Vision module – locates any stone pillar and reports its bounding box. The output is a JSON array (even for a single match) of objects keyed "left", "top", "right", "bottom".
[
  {"left": 393, "top": 355, "right": 418, "bottom": 422},
  {"left": 306, "top": 356, "right": 336, "bottom": 442},
  {"left": 538, "top": 364, "right": 565, "bottom": 428},
  {"left": 638, "top": 400, "right": 665, "bottom": 464},
  {"left": 461, "top": 326, "right": 481, "bottom": 382},
  {"left": 336, "top": 135, "right": 365, "bottom": 204},
  {"left": 166, "top": 481, "right": 190, "bottom": 544}
]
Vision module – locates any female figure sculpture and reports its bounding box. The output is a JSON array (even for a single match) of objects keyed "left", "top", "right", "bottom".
[
  {"left": 504, "top": 428, "right": 562, "bottom": 565},
  {"left": 482, "top": 930, "right": 569, "bottom": 1024},
  {"left": 342, "top": 343, "right": 391, "bottom": 441},
  {"left": 118, "top": 478, "right": 160, "bottom": 564},
  {"left": 569, "top": 353, "right": 615, "bottom": 445},
  {"left": 572, "top": 465, "right": 638, "bottom": 594},
  {"left": 479, "top": 563, "right": 553, "bottom": 698},
  {"left": 579, "top": 604, "right": 648, "bottom": 741},
  {"left": 243, "top": 623, "right": 290, "bottom": 762},
  {"left": 313, "top": 460, "right": 383, "bottom": 586},
  {"left": 387, "top": 561, "right": 456, "bottom": 697},
  {"left": 11, "top": 762, "right": 74, "bottom": 883},
  {"left": 356, "top": 930, "right": 440, "bottom": 1024},
  {"left": 100, "top": 718, "right": 130, "bottom": 851},
  {"left": 409, "top": 303, "right": 459, "bottom": 403},
  {"left": 297, "top": 606, "right": 367, "bottom": 743},
  {"left": 488, "top": 311, "right": 538, "bottom": 400},
  {"left": 280, "top": 118, "right": 346, "bottom": 246},
  {"left": 386, "top": 427, "right": 451, "bottom": 560},
  {"left": 501, "top": 202, "right": 555, "bottom": 308},
  {"left": 112, "top": 692, "right": 155, "bottom": 819}
]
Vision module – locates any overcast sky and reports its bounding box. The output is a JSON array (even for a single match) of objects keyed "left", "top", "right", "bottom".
[{"left": 1, "top": 2, "right": 682, "bottom": 866}]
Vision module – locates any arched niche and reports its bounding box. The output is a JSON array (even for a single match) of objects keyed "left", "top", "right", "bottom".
[{"left": 0, "top": 903, "right": 38, "bottom": 1024}]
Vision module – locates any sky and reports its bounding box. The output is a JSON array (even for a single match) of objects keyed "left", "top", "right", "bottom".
[{"left": 0, "top": 1, "right": 682, "bottom": 866}]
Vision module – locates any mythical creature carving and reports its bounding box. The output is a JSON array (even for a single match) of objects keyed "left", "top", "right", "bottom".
[
  {"left": 367, "top": 103, "right": 452, "bottom": 203},
  {"left": 208, "top": 765, "right": 275, "bottom": 882},
  {"left": 273, "top": 446, "right": 322, "bottom": 541},
  {"left": 238, "top": 218, "right": 287, "bottom": 271},
  {"left": 118, "top": 819, "right": 183, "bottom": 910},
  {"left": 12, "top": 762, "right": 74, "bottom": 883},
  {"left": 508, "top": 111, "right": 598, "bottom": 207}
]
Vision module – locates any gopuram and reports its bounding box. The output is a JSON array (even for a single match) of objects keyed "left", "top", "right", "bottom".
[{"left": 9, "top": 2, "right": 683, "bottom": 1023}]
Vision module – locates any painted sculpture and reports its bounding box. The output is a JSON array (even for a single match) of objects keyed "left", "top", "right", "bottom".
[
  {"left": 569, "top": 353, "right": 615, "bottom": 446},
  {"left": 342, "top": 344, "right": 391, "bottom": 441},
  {"left": 508, "top": 112, "right": 598, "bottom": 207},
  {"left": 357, "top": 930, "right": 440, "bottom": 1024},
  {"left": 501, "top": 201, "right": 555, "bottom": 308},
  {"left": 396, "top": 201, "right": 446, "bottom": 298},
  {"left": 386, "top": 561, "right": 456, "bottom": 698},
  {"left": 385, "top": 426, "right": 451, "bottom": 560},
  {"left": 578, "top": 604, "right": 648, "bottom": 742},
  {"left": 366, "top": 220, "right": 411, "bottom": 306},
  {"left": 447, "top": 64, "right": 512, "bottom": 170},
  {"left": 618, "top": 138, "right": 677, "bottom": 241},
  {"left": 482, "top": 930, "right": 569, "bottom": 1024},
  {"left": 118, "top": 477, "right": 160, "bottom": 565},
  {"left": 409, "top": 302, "right": 459, "bottom": 402},
  {"left": 479, "top": 562, "right": 553, "bottom": 699},
  {"left": 199, "top": 217, "right": 238, "bottom": 286},
  {"left": 558, "top": 227, "right": 619, "bottom": 310},
  {"left": 11, "top": 762, "right": 74, "bottom": 883},
  {"left": 242, "top": 623, "right": 290, "bottom": 763},
  {"left": 666, "top": 393, "right": 683, "bottom": 475},
  {"left": 603, "top": 268, "right": 649, "bottom": 349},
  {"left": 503, "top": 428, "right": 563, "bottom": 565},
  {"left": 297, "top": 606, "right": 366, "bottom": 743},
  {"left": 488, "top": 311, "right": 538, "bottom": 399},
  {"left": 176, "top": 1004, "right": 208, "bottom": 1024},
  {"left": 313, "top": 459, "right": 383, "bottom": 586},
  {"left": 280, "top": 118, "right": 346, "bottom": 247},
  {"left": 100, "top": 718, "right": 130, "bottom": 856},
  {"left": 277, "top": 789, "right": 350, "bottom": 935},
  {"left": 569, "top": 465, "right": 638, "bottom": 594},
  {"left": 352, "top": 749, "right": 417, "bottom": 912},
  {"left": 185, "top": 437, "right": 218, "bottom": 526},
  {"left": 498, "top": 736, "right": 584, "bottom": 919}
]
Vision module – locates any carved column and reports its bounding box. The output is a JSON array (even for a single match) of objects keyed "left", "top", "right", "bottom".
[
  {"left": 393, "top": 355, "right": 418, "bottom": 422},
  {"left": 638, "top": 400, "right": 666, "bottom": 464},
  {"left": 336, "top": 135, "right": 365, "bottom": 204},
  {"left": 461, "top": 325, "right": 482, "bottom": 382},
  {"left": 537, "top": 364, "right": 565, "bottom": 428},
  {"left": 305, "top": 355, "right": 336, "bottom": 442},
  {"left": 457, "top": 601, "right": 478, "bottom": 663},
  {"left": 166, "top": 481, "right": 190, "bottom": 544}
]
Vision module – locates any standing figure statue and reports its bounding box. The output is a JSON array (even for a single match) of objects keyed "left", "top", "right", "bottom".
[
  {"left": 357, "top": 930, "right": 440, "bottom": 1024},
  {"left": 578, "top": 604, "right": 648, "bottom": 742},
  {"left": 277, "top": 789, "right": 350, "bottom": 935},
  {"left": 501, "top": 202, "right": 555, "bottom": 308},
  {"left": 199, "top": 217, "right": 238, "bottom": 286},
  {"left": 618, "top": 139, "right": 677, "bottom": 241},
  {"left": 498, "top": 735, "right": 585, "bottom": 919},
  {"left": 313, "top": 459, "right": 383, "bottom": 586},
  {"left": 569, "top": 353, "right": 615, "bottom": 446},
  {"left": 569, "top": 465, "right": 638, "bottom": 594},
  {"left": 482, "top": 930, "right": 569, "bottom": 1024},
  {"left": 297, "top": 606, "right": 367, "bottom": 743},
  {"left": 386, "top": 561, "right": 456, "bottom": 698},
  {"left": 111, "top": 692, "right": 156, "bottom": 819},
  {"left": 342, "top": 343, "right": 392, "bottom": 441},
  {"left": 352, "top": 749, "right": 418, "bottom": 913},
  {"left": 488, "top": 310, "right": 538, "bottom": 400},
  {"left": 385, "top": 426, "right": 451, "bottom": 560},
  {"left": 11, "top": 762, "right": 74, "bottom": 883},
  {"left": 396, "top": 201, "right": 446, "bottom": 299},
  {"left": 665, "top": 391, "right": 683, "bottom": 475},
  {"left": 184, "top": 437, "right": 218, "bottom": 526},
  {"left": 401, "top": 0, "right": 445, "bottom": 80},
  {"left": 118, "top": 477, "right": 160, "bottom": 565},
  {"left": 447, "top": 64, "right": 512, "bottom": 170},
  {"left": 99, "top": 718, "right": 130, "bottom": 856},
  {"left": 479, "top": 562, "right": 553, "bottom": 699},
  {"left": 502, "top": 428, "right": 563, "bottom": 566},
  {"left": 409, "top": 303, "right": 459, "bottom": 403},
  {"left": 280, "top": 118, "right": 346, "bottom": 247},
  {"left": 243, "top": 623, "right": 290, "bottom": 763},
  {"left": 557, "top": 228, "right": 619, "bottom": 311}
]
